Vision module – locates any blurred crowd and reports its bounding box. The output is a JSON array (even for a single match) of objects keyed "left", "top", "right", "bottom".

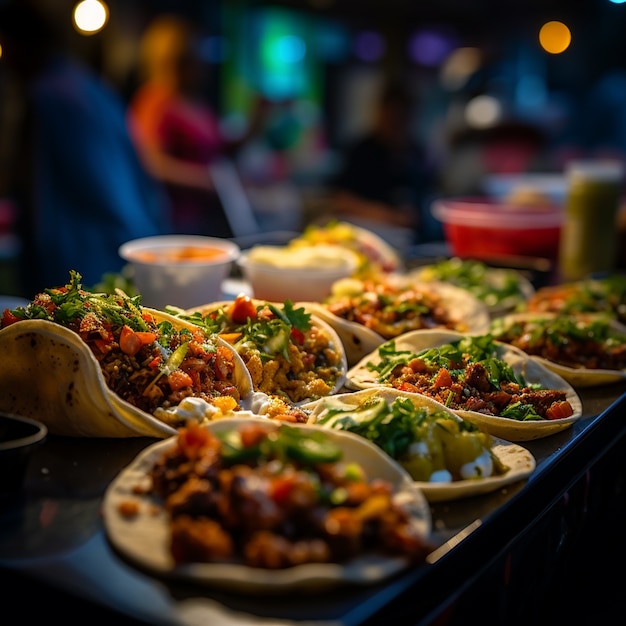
[{"left": 1, "top": 0, "right": 626, "bottom": 298}]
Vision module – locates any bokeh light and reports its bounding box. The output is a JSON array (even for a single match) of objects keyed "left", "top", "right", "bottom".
[
  {"left": 354, "top": 30, "right": 385, "bottom": 62},
  {"left": 408, "top": 28, "right": 458, "bottom": 67},
  {"left": 538, "top": 21, "right": 571, "bottom": 54},
  {"left": 465, "top": 94, "right": 503, "bottom": 129},
  {"left": 73, "top": 0, "right": 109, "bottom": 36},
  {"left": 440, "top": 47, "right": 482, "bottom": 91},
  {"left": 274, "top": 34, "right": 307, "bottom": 64}
]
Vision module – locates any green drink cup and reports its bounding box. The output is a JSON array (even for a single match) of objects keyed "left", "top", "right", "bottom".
[{"left": 558, "top": 160, "right": 624, "bottom": 282}]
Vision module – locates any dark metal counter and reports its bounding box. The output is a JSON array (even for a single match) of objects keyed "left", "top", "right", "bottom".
[{"left": 1, "top": 382, "right": 626, "bottom": 625}]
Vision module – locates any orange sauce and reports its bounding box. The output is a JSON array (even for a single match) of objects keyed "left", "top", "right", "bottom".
[{"left": 132, "top": 247, "right": 229, "bottom": 264}]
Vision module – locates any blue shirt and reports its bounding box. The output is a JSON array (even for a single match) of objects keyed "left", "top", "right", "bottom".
[{"left": 23, "top": 55, "right": 170, "bottom": 293}]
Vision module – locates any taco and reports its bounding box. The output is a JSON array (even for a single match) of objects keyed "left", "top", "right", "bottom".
[
  {"left": 301, "top": 275, "right": 490, "bottom": 367},
  {"left": 102, "top": 416, "right": 433, "bottom": 592},
  {"left": 303, "top": 387, "right": 536, "bottom": 502},
  {"left": 0, "top": 271, "right": 253, "bottom": 438},
  {"left": 172, "top": 294, "right": 348, "bottom": 405},
  {"left": 289, "top": 220, "right": 403, "bottom": 276},
  {"left": 489, "top": 311, "right": 626, "bottom": 387},
  {"left": 526, "top": 275, "right": 626, "bottom": 324},
  {"left": 345, "top": 329, "right": 582, "bottom": 441},
  {"left": 410, "top": 257, "right": 535, "bottom": 317}
]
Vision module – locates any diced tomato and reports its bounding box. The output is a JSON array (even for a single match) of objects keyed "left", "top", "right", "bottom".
[
  {"left": 135, "top": 331, "right": 157, "bottom": 344},
  {"left": 119, "top": 325, "right": 157, "bottom": 355},
  {"left": 397, "top": 381, "right": 420, "bottom": 393},
  {"left": 270, "top": 477, "right": 295, "bottom": 504},
  {"left": 229, "top": 295, "right": 257, "bottom": 324},
  {"left": 1, "top": 308, "right": 21, "bottom": 328},
  {"left": 148, "top": 355, "right": 161, "bottom": 369},
  {"left": 545, "top": 400, "right": 574, "bottom": 420},
  {"left": 433, "top": 368, "right": 453, "bottom": 389},
  {"left": 167, "top": 369, "right": 193, "bottom": 390},
  {"left": 290, "top": 328, "right": 305, "bottom": 344},
  {"left": 119, "top": 325, "right": 143, "bottom": 355}
]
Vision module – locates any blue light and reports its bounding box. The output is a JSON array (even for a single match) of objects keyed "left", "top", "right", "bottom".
[{"left": 275, "top": 35, "right": 306, "bottom": 64}]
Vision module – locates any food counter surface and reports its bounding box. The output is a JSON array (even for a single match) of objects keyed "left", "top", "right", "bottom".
[{"left": 1, "top": 380, "right": 625, "bottom": 625}]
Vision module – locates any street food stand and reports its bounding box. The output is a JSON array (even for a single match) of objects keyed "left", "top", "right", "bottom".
[{"left": 1, "top": 380, "right": 624, "bottom": 625}]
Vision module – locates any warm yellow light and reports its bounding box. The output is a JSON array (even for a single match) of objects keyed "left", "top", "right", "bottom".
[
  {"left": 73, "top": 0, "right": 109, "bottom": 35},
  {"left": 539, "top": 21, "right": 571, "bottom": 54}
]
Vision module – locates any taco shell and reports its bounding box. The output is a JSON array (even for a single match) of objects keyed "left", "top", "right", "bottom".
[
  {"left": 303, "top": 387, "right": 537, "bottom": 502},
  {"left": 346, "top": 329, "right": 583, "bottom": 441},
  {"left": 490, "top": 311, "right": 626, "bottom": 388},
  {"left": 184, "top": 299, "right": 349, "bottom": 403},
  {"left": 299, "top": 280, "right": 490, "bottom": 367},
  {"left": 0, "top": 309, "right": 254, "bottom": 438}
]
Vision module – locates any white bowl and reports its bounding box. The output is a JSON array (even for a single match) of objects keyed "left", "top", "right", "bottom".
[
  {"left": 238, "top": 244, "right": 359, "bottom": 302},
  {"left": 119, "top": 235, "right": 240, "bottom": 310}
]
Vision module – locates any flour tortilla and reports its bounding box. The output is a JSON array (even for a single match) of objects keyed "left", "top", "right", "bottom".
[
  {"left": 299, "top": 279, "right": 491, "bottom": 367},
  {"left": 292, "top": 221, "right": 403, "bottom": 274},
  {"left": 0, "top": 309, "right": 253, "bottom": 438},
  {"left": 490, "top": 311, "right": 626, "bottom": 388},
  {"left": 345, "top": 329, "right": 583, "bottom": 441},
  {"left": 409, "top": 263, "right": 536, "bottom": 317},
  {"left": 184, "top": 299, "right": 349, "bottom": 403},
  {"left": 348, "top": 223, "right": 404, "bottom": 273},
  {"left": 102, "top": 416, "right": 432, "bottom": 593},
  {"left": 302, "top": 387, "right": 536, "bottom": 502}
]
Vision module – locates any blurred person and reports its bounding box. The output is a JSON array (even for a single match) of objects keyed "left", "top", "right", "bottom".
[
  {"left": 325, "top": 78, "right": 438, "bottom": 247},
  {"left": 0, "top": 0, "right": 170, "bottom": 297},
  {"left": 128, "top": 14, "right": 269, "bottom": 238},
  {"left": 440, "top": 118, "right": 548, "bottom": 197}
]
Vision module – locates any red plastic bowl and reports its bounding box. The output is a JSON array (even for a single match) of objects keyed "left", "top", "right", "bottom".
[{"left": 431, "top": 197, "right": 563, "bottom": 260}]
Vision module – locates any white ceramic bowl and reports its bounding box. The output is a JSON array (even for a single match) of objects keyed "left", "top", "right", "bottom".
[
  {"left": 119, "top": 235, "right": 240, "bottom": 310},
  {"left": 238, "top": 244, "right": 359, "bottom": 302}
]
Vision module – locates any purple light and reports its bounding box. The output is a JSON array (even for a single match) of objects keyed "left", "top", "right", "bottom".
[
  {"left": 409, "top": 29, "right": 457, "bottom": 67},
  {"left": 354, "top": 30, "right": 384, "bottom": 62}
]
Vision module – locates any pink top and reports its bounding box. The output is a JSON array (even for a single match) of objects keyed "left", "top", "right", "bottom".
[{"left": 128, "top": 84, "right": 231, "bottom": 236}]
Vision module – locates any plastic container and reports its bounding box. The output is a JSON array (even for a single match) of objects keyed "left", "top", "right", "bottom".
[
  {"left": 119, "top": 235, "right": 240, "bottom": 310},
  {"left": 431, "top": 197, "right": 563, "bottom": 260},
  {"left": 238, "top": 244, "right": 359, "bottom": 302},
  {"left": 558, "top": 160, "right": 624, "bottom": 282}
]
